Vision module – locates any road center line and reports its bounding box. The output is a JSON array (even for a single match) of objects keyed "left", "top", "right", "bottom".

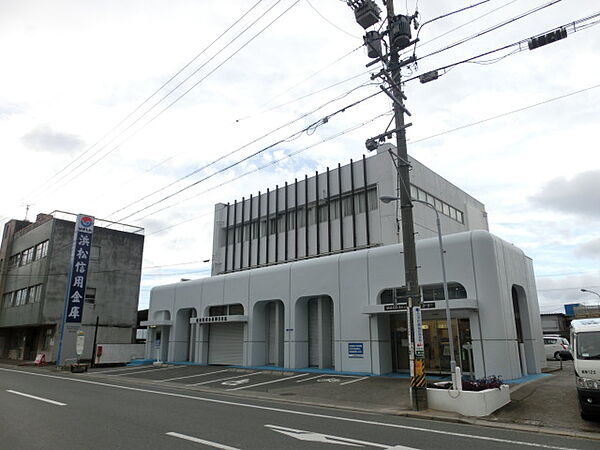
[
  {"left": 187, "top": 371, "right": 264, "bottom": 386},
  {"left": 159, "top": 369, "right": 231, "bottom": 382},
  {"left": 6, "top": 389, "right": 66, "bottom": 406},
  {"left": 227, "top": 373, "right": 310, "bottom": 391},
  {"left": 166, "top": 432, "right": 240, "bottom": 450},
  {"left": 0, "top": 368, "right": 574, "bottom": 450}
]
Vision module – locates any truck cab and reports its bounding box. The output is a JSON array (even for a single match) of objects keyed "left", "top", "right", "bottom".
[{"left": 571, "top": 318, "right": 600, "bottom": 420}]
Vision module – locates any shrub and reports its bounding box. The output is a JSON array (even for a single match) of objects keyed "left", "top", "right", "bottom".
[{"left": 461, "top": 375, "right": 503, "bottom": 391}]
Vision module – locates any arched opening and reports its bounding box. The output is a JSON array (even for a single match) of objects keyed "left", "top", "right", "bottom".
[
  {"left": 173, "top": 308, "right": 198, "bottom": 362},
  {"left": 512, "top": 284, "right": 536, "bottom": 375},
  {"left": 251, "top": 300, "right": 285, "bottom": 367}
]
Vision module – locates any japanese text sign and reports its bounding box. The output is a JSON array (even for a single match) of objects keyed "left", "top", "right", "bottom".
[{"left": 64, "top": 215, "right": 94, "bottom": 324}]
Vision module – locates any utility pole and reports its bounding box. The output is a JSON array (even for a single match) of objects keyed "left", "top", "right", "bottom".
[
  {"left": 384, "top": 0, "right": 426, "bottom": 411},
  {"left": 346, "top": 0, "right": 426, "bottom": 409}
]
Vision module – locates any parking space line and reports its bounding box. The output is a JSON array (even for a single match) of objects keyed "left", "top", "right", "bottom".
[
  {"left": 340, "top": 376, "right": 369, "bottom": 386},
  {"left": 227, "top": 373, "right": 310, "bottom": 391},
  {"left": 158, "top": 369, "right": 231, "bottom": 382},
  {"left": 93, "top": 366, "right": 159, "bottom": 374},
  {"left": 109, "top": 366, "right": 184, "bottom": 376},
  {"left": 295, "top": 374, "right": 324, "bottom": 383},
  {"left": 187, "top": 371, "right": 264, "bottom": 386}
]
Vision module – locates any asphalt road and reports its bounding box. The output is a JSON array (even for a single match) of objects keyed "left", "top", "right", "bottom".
[{"left": 0, "top": 365, "right": 596, "bottom": 450}]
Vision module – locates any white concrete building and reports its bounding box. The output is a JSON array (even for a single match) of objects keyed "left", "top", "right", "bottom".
[{"left": 144, "top": 148, "right": 544, "bottom": 380}]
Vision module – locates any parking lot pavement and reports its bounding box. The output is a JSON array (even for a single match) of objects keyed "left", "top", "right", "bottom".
[
  {"left": 87, "top": 364, "right": 413, "bottom": 411},
  {"left": 489, "top": 359, "right": 600, "bottom": 432},
  {"left": 86, "top": 361, "right": 600, "bottom": 436}
]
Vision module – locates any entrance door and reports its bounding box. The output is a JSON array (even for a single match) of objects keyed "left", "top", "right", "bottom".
[
  {"left": 390, "top": 314, "right": 409, "bottom": 372},
  {"left": 390, "top": 317, "right": 463, "bottom": 374}
]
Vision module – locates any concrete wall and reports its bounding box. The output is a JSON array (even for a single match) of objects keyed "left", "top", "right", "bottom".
[{"left": 148, "top": 230, "right": 543, "bottom": 380}]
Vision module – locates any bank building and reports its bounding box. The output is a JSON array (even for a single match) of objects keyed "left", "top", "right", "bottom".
[{"left": 143, "top": 144, "right": 545, "bottom": 380}]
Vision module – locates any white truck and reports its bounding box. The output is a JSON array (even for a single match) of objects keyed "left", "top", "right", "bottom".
[{"left": 571, "top": 318, "right": 600, "bottom": 420}]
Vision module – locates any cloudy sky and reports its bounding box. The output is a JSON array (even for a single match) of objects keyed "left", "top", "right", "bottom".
[{"left": 1, "top": 0, "right": 599, "bottom": 313}]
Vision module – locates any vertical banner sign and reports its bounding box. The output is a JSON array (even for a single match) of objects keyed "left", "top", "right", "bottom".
[
  {"left": 65, "top": 215, "right": 94, "bottom": 323},
  {"left": 413, "top": 306, "right": 424, "bottom": 358},
  {"left": 57, "top": 214, "right": 94, "bottom": 366}
]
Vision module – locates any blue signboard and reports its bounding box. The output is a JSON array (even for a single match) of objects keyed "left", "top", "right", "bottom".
[
  {"left": 64, "top": 215, "right": 95, "bottom": 323},
  {"left": 348, "top": 342, "right": 364, "bottom": 358}
]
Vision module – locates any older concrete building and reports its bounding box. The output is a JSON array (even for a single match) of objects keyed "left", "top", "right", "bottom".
[
  {"left": 0, "top": 211, "right": 144, "bottom": 362},
  {"left": 144, "top": 147, "right": 544, "bottom": 380}
]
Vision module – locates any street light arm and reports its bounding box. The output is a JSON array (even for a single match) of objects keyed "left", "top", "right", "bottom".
[{"left": 581, "top": 288, "right": 600, "bottom": 299}]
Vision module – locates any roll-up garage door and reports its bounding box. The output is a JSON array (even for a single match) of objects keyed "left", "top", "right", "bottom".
[
  {"left": 208, "top": 322, "right": 244, "bottom": 365},
  {"left": 308, "top": 299, "right": 319, "bottom": 367}
]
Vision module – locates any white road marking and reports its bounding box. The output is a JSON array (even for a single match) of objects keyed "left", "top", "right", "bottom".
[
  {"left": 92, "top": 366, "right": 159, "bottom": 374},
  {"left": 340, "top": 376, "right": 369, "bottom": 386},
  {"left": 227, "top": 373, "right": 310, "bottom": 391},
  {"left": 296, "top": 374, "right": 325, "bottom": 383},
  {"left": 0, "top": 368, "right": 575, "bottom": 450},
  {"left": 317, "top": 377, "right": 341, "bottom": 383},
  {"left": 222, "top": 378, "right": 250, "bottom": 386},
  {"left": 187, "top": 371, "right": 264, "bottom": 386},
  {"left": 266, "top": 424, "right": 418, "bottom": 449},
  {"left": 6, "top": 390, "right": 66, "bottom": 406},
  {"left": 159, "top": 369, "right": 230, "bottom": 382},
  {"left": 166, "top": 432, "right": 240, "bottom": 450},
  {"left": 110, "top": 366, "right": 184, "bottom": 376}
]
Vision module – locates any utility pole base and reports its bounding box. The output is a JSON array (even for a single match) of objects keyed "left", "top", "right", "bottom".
[{"left": 410, "top": 386, "right": 429, "bottom": 411}]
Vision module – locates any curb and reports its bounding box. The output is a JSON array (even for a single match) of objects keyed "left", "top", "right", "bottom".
[{"left": 398, "top": 411, "right": 600, "bottom": 441}]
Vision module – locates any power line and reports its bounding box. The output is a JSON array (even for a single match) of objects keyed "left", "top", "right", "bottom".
[
  {"left": 105, "top": 79, "right": 377, "bottom": 219},
  {"left": 409, "top": 83, "right": 600, "bottom": 145},
  {"left": 405, "top": 0, "right": 519, "bottom": 54},
  {"left": 143, "top": 110, "right": 393, "bottom": 235},
  {"left": 22, "top": 0, "right": 266, "bottom": 202},
  {"left": 405, "top": 10, "right": 600, "bottom": 84},
  {"left": 114, "top": 89, "right": 384, "bottom": 223},
  {"left": 31, "top": 0, "right": 299, "bottom": 204},
  {"left": 416, "top": 0, "right": 564, "bottom": 62},
  {"left": 305, "top": 0, "right": 361, "bottom": 39},
  {"left": 117, "top": 11, "right": 600, "bottom": 226}
]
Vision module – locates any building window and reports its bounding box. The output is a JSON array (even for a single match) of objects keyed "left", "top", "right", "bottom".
[
  {"left": 35, "top": 240, "right": 49, "bottom": 260},
  {"left": 8, "top": 254, "right": 20, "bottom": 268},
  {"left": 20, "top": 247, "right": 34, "bottom": 266},
  {"left": 15, "top": 288, "right": 28, "bottom": 306},
  {"left": 28, "top": 284, "right": 42, "bottom": 303},
  {"left": 379, "top": 283, "right": 467, "bottom": 304},
  {"left": 85, "top": 287, "right": 96, "bottom": 304},
  {"left": 209, "top": 303, "right": 244, "bottom": 316},
  {"left": 90, "top": 245, "right": 100, "bottom": 261},
  {"left": 411, "top": 184, "right": 464, "bottom": 224},
  {"left": 2, "top": 292, "right": 14, "bottom": 308}
]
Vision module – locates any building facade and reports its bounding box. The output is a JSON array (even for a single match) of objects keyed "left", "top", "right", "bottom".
[
  {"left": 0, "top": 211, "right": 144, "bottom": 362},
  {"left": 144, "top": 148, "right": 544, "bottom": 380},
  {"left": 211, "top": 145, "right": 488, "bottom": 275},
  {"left": 145, "top": 231, "right": 544, "bottom": 380}
]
